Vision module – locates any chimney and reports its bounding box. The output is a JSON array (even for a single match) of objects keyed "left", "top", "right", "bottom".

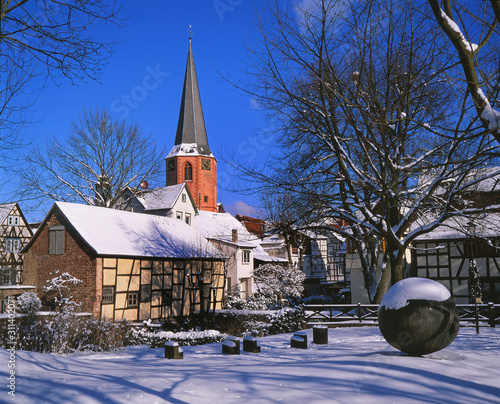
[{"left": 232, "top": 229, "right": 238, "bottom": 243}]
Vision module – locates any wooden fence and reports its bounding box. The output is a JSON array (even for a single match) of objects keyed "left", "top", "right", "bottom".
[{"left": 303, "top": 303, "right": 500, "bottom": 329}]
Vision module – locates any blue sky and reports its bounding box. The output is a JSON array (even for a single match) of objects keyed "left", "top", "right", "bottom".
[{"left": 14, "top": 0, "right": 290, "bottom": 222}]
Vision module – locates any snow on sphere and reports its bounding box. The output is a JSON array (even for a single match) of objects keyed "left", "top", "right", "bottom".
[
  {"left": 378, "top": 278, "right": 459, "bottom": 356},
  {"left": 380, "top": 277, "right": 451, "bottom": 310}
]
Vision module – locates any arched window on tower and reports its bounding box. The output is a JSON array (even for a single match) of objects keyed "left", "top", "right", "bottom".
[{"left": 184, "top": 162, "right": 192, "bottom": 181}]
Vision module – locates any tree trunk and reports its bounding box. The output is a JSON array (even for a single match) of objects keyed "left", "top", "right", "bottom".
[{"left": 372, "top": 258, "right": 392, "bottom": 304}]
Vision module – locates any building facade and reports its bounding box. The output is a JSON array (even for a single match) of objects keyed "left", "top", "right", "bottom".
[{"left": 22, "top": 202, "right": 226, "bottom": 320}]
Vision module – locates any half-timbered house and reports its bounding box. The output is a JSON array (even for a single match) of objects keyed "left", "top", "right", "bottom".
[
  {"left": 411, "top": 214, "right": 500, "bottom": 303},
  {"left": 0, "top": 203, "right": 34, "bottom": 311},
  {"left": 21, "top": 202, "right": 226, "bottom": 321}
]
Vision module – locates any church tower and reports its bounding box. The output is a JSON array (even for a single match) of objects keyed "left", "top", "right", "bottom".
[{"left": 165, "top": 38, "right": 218, "bottom": 212}]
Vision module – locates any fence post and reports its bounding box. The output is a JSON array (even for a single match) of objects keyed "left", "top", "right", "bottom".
[
  {"left": 489, "top": 302, "right": 496, "bottom": 328},
  {"left": 358, "top": 303, "right": 362, "bottom": 323}
]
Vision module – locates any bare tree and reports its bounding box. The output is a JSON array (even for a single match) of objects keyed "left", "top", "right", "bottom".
[
  {"left": 20, "top": 108, "right": 166, "bottom": 209},
  {"left": 427, "top": 1, "right": 500, "bottom": 141},
  {"left": 235, "top": 0, "right": 500, "bottom": 302},
  {"left": 0, "top": 1, "right": 124, "bottom": 180}
]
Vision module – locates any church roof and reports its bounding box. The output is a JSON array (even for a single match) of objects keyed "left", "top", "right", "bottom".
[{"left": 170, "top": 39, "right": 212, "bottom": 157}]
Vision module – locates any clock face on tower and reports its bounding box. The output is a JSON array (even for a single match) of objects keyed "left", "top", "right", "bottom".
[{"left": 201, "top": 158, "right": 211, "bottom": 171}]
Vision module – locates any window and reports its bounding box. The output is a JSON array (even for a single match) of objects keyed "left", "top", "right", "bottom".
[
  {"left": 167, "top": 159, "right": 176, "bottom": 172},
  {"left": 182, "top": 193, "right": 186, "bottom": 203},
  {"left": 5, "top": 238, "right": 21, "bottom": 253},
  {"left": 204, "top": 196, "right": 208, "bottom": 203},
  {"left": 141, "top": 285, "right": 151, "bottom": 302},
  {"left": 127, "top": 292, "right": 138, "bottom": 307},
  {"left": 242, "top": 250, "right": 251, "bottom": 264},
  {"left": 7, "top": 216, "right": 20, "bottom": 226},
  {"left": 176, "top": 211, "right": 183, "bottom": 220},
  {"left": 162, "top": 289, "right": 172, "bottom": 306},
  {"left": 102, "top": 287, "right": 114, "bottom": 304},
  {"left": 201, "top": 158, "right": 211, "bottom": 171},
  {"left": 184, "top": 162, "right": 192, "bottom": 181},
  {"left": 185, "top": 213, "right": 191, "bottom": 226},
  {"left": 1, "top": 268, "right": 12, "bottom": 285},
  {"left": 49, "top": 226, "right": 65, "bottom": 255}
]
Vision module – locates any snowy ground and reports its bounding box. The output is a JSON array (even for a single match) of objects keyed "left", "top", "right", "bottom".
[{"left": 1, "top": 326, "right": 499, "bottom": 404}]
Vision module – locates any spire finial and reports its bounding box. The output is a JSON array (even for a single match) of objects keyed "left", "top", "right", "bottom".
[{"left": 188, "top": 25, "right": 193, "bottom": 41}]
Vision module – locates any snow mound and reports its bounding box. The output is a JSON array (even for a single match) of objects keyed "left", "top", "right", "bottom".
[{"left": 380, "top": 277, "right": 451, "bottom": 310}]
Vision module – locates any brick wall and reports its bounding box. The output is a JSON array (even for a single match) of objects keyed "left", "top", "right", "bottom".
[{"left": 23, "top": 213, "right": 98, "bottom": 314}]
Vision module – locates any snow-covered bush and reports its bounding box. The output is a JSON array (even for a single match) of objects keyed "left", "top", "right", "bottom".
[
  {"left": 1, "top": 315, "right": 130, "bottom": 354},
  {"left": 210, "top": 306, "right": 304, "bottom": 337},
  {"left": 253, "top": 264, "right": 305, "bottom": 305},
  {"left": 224, "top": 294, "right": 273, "bottom": 310},
  {"left": 127, "top": 328, "right": 226, "bottom": 348},
  {"left": 243, "top": 306, "right": 304, "bottom": 336},
  {"left": 16, "top": 292, "right": 42, "bottom": 316},
  {"left": 265, "top": 306, "right": 304, "bottom": 335}
]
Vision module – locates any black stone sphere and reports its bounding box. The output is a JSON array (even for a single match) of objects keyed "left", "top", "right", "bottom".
[{"left": 378, "top": 281, "right": 459, "bottom": 356}]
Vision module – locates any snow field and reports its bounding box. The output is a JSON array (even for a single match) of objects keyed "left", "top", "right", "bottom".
[{"left": 1, "top": 326, "right": 499, "bottom": 403}]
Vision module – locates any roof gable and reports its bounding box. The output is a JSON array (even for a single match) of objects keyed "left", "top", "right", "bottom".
[{"left": 137, "top": 183, "right": 197, "bottom": 213}]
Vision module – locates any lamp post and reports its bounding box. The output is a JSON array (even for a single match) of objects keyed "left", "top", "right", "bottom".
[{"left": 466, "top": 221, "right": 481, "bottom": 334}]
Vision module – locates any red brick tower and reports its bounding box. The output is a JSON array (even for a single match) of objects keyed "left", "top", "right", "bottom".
[{"left": 165, "top": 38, "right": 218, "bottom": 212}]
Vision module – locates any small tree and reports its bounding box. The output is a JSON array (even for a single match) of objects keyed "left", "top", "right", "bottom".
[
  {"left": 20, "top": 107, "right": 166, "bottom": 210},
  {"left": 44, "top": 272, "right": 82, "bottom": 313},
  {"left": 253, "top": 263, "right": 305, "bottom": 305}
]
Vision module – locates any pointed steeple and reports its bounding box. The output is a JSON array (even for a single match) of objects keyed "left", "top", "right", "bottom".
[{"left": 174, "top": 38, "right": 212, "bottom": 156}]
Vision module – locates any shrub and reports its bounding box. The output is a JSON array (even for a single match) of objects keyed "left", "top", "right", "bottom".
[
  {"left": 0, "top": 314, "right": 130, "bottom": 354},
  {"left": 16, "top": 292, "right": 42, "bottom": 316},
  {"left": 252, "top": 263, "right": 306, "bottom": 306},
  {"left": 126, "top": 327, "right": 226, "bottom": 348}
]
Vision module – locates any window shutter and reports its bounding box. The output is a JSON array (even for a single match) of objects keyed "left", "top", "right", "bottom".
[
  {"left": 49, "top": 230, "right": 57, "bottom": 254},
  {"left": 56, "top": 229, "right": 64, "bottom": 254},
  {"left": 49, "top": 226, "right": 65, "bottom": 255}
]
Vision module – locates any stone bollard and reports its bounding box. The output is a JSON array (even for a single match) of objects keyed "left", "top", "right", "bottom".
[
  {"left": 222, "top": 336, "right": 240, "bottom": 355},
  {"left": 291, "top": 331, "right": 308, "bottom": 349},
  {"left": 243, "top": 336, "right": 261, "bottom": 353},
  {"left": 313, "top": 325, "right": 329, "bottom": 345},
  {"left": 165, "top": 341, "right": 183, "bottom": 359}
]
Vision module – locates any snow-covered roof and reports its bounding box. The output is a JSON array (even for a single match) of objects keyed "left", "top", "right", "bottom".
[
  {"left": 253, "top": 254, "right": 288, "bottom": 263},
  {"left": 417, "top": 167, "right": 500, "bottom": 194},
  {"left": 195, "top": 211, "right": 252, "bottom": 243},
  {"left": 194, "top": 210, "right": 280, "bottom": 257},
  {"left": 42, "top": 202, "right": 223, "bottom": 259},
  {"left": 166, "top": 143, "right": 214, "bottom": 158},
  {"left": 413, "top": 212, "right": 500, "bottom": 241},
  {"left": 136, "top": 184, "right": 189, "bottom": 211},
  {"left": 0, "top": 202, "right": 16, "bottom": 224}
]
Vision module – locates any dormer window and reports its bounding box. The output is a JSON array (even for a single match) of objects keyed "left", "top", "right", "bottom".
[
  {"left": 184, "top": 162, "right": 192, "bottom": 181},
  {"left": 182, "top": 193, "right": 187, "bottom": 203}
]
